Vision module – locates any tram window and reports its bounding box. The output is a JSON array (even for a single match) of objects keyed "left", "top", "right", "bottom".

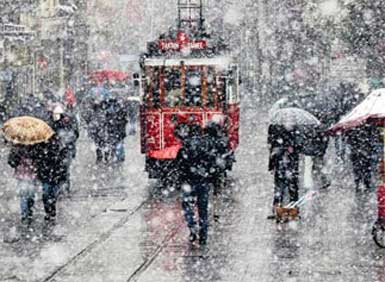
[
  {"left": 185, "top": 68, "right": 202, "bottom": 107},
  {"left": 164, "top": 68, "right": 182, "bottom": 107},
  {"left": 207, "top": 67, "right": 216, "bottom": 108},
  {"left": 146, "top": 67, "right": 161, "bottom": 108}
]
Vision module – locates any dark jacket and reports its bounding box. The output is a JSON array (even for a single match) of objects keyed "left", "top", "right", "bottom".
[
  {"left": 106, "top": 98, "right": 128, "bottom": 144},
  {"left": 33, "top": 136, "right": 68, "bottom": 185},
  {"left": 87, "top": 101, "right": 109, "bottom": 144},
  {"left": 204, "top": 123, "right": 229, "bottom": 178},
  {"left": 177, "top": 134, "right": 210, "bottom": 184},
  {"left": 51, "top": 113, "right": 79, "bottom": 158},
  {"left": 268, "top": 124, "right": 299, "bottom": 172}
]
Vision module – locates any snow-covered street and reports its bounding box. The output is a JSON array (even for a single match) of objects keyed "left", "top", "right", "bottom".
[{"left": 0, "top": 101, "right": 383, "bottom": 282}]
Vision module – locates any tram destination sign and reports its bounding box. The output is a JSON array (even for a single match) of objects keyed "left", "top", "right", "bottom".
[{"left": 159, "top": 32, "right": 207, "bottom": 51}]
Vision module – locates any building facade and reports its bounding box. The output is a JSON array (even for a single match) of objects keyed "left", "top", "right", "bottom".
[{"left": 0, "top": 0, "right": 38, "bottom": 103}]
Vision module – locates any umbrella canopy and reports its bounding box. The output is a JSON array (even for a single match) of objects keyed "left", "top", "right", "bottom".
[
  {"left": 268, "top": 98, "right": 290, "bottom": 119},
  {"left": 2, "top": 116, "right": 54, "bottom": 145},
  {"left": 270, "top": 107, "right": 321, "bottom": 128},
  {"left": 328, "top": 88, "right": 385, "bottom": 134}
]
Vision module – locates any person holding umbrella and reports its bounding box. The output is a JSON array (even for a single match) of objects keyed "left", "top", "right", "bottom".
[
  {"left": 268, "top": 107, "right": 321, "bottom": 218},
  {"left": 8, "top": 145, "right": 39, "bottom": 223},
  {"left": 268, "top": 124, "right": 300, "bottom": 212},
  {"left": 2, "top": 116, "right": 55, "bottom": 223}
]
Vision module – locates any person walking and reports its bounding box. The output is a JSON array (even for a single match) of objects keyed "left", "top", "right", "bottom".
[
  {"left": 268, "top": 124, "right": 300, "bottom": 212},
  {"left": 177, "top": 124, "right": 211, "bottom": 245},
  {"left": 8, "top": 145, "right": 38, "bottom": 223},
  {"left": 106, "top": 97, "right": 129, "bottom": 163},
  {"left": 85, "top": 100, "right": 110, "bottom": 164},
  {"left": 311, "top": 128, "right": 331, "bottom": 189},
  {"left": 50, "top": 104, "right": 79, "bottom": 193},
  {"left": 34, "top": 135, "right": 68, "bottom": 221},
  {"left": 204, "top": 122, "right": 229, "bottom": 222},
  {"left": 346, "top": 125, "right": 379, "bottom": 191}
]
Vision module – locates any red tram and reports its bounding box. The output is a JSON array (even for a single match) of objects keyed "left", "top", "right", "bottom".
[{"left": 137, "top": 0, "right": 240, "bottom": 179}]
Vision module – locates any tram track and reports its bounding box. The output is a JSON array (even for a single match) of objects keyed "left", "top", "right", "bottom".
[
  {"left": 126, "top": 225, "right": 182, "bottom": 282},
  {"left": 42, "top": 188, "right": 182, "bottom": 282},
  {"left": 42, "top": 199, "right": 149, "bottom": 282}
]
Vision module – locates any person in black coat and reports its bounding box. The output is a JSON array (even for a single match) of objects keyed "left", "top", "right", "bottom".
[
  {"left": 33, "top": 135, "right": 68, "bottom": 220},
  {"left": 346, "top": 125, "right": 380, "bottom": 191},
  {"left": 50, "top": 106, "right": 80, "bottom": 193},
  {"left": 106, "top": 97, "right": 129, "bottom": 163},
  {"left": 268, "top": 124, "right": 300, "bottom": 209},
  {"left": 86, "top": 101, "right": 110, "bottom": 163},
  {"left": 204, "top": 122, "right": 229, "bottom": 221},
  {"left": 176, "top": 124, "right": 210, "bottom": 245}
]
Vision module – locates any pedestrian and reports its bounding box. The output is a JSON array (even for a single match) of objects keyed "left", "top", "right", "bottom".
[
  {"left": 268, "top": 124, "right": 300, "bottom": 212},
  {"left": 346, "top": 125, "right": 380, "bottom": 191},
  {"left": 106, "top": 97, "right": 129, "bottom": 163},
  {"left": 7, "top": 145, "right": 39, "bottom": 223},
  {"left": 310, "top": 128, "right": 331, "bottom": 189},
  {"left": 204, "top": 121, "right": 229, "bottom": 222},
  {"left": 64, "top": 86, "right": 77, "bottom": 112},
  {"left": 85, "top": 100, "right": 109, "bottom": 164},
  {"left": 176, "top": 124, "right": 210, "bottom": 245},
  {"left": 33, "top": 135, "right": 68, "bottom": 221},
  {"left": 50, "top": 104, "right": 79, "bottom": 193}
]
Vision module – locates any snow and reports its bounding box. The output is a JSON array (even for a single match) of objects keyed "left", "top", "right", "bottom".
[
  {"left": 319, "top": 0, "right": 340, "bottom": 16},
  {"left": 1, "top": 0, "right": 385, "bottom": 281}
]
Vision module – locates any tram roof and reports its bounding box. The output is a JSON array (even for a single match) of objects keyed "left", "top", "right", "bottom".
[{"left": 144, "top": 57, "right": 234, "bottom": 68}]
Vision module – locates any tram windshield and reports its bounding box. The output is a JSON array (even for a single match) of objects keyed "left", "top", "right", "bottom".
[{"left": 145, "top": 65, "right": 221, "bottom": 109}]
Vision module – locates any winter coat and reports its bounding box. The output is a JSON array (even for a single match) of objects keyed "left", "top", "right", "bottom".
[
  {"left": 268, "top": 145, "right": 299, "bottom": 177},
  {"left": 33, "top": 136, "right": 68, "bottom": 185},
  {"left": 51, "top": 113, "right": 79, "bottom": 158},
  {"left": 177, "top": 134, "right": 210, "bottom": 184},
  {"left": 87, "top": 102, "right": 109, "bottom": 144},
  {"left": 204, "top": 124, "right": 229, "bottom": 179},
  {"left": 8, "top": 147, "right": 37, "bottom": 180},
  {"left": 346, "top": 125, "right": 380, "bottom": 171},
  {"left": 268, "top": 125, "right": 299, "bottom": 173},
  {"left": 106, "top": 99, "right": 128, "bottom": 145}
]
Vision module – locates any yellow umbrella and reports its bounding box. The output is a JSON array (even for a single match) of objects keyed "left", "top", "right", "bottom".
[{"left": 2, "top": 116, "right": 54, "bottom": 145}]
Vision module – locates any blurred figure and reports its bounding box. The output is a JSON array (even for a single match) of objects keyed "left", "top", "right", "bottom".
[
  {"left": 204, "top": 121, "right": 229, "bottom": 221},
  {"left": 177, "top": 124, "right": 210, "bottom": 246},
  {"left": 64, "top": 86, "right": 77, "bottom": 112},
  {"left": 346, "top": 125, "right": 380, "bottom": 191},
  {"left": 50, "top": 104, "right": 79, "bottom": 193},
  {"left": 310, "top": 128, "right": 331, "bottom": 189},
  {"left": 268, "top": 124, "right": 300, "bottom": 210},
  {"left": 33, "top": 135, "right": 68, "bottom": 221},
  {"left": 8, "top": 145, "right": 38, "bottom": 223},
  {"left": 84, "top": 100, "right": 110, "bottom": 164},
  {"left": 334, "top": 82, "right": 365, "bottom": 162},
  {"left": 106, "top": 97, "right": 129, "bottom": 163}
]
